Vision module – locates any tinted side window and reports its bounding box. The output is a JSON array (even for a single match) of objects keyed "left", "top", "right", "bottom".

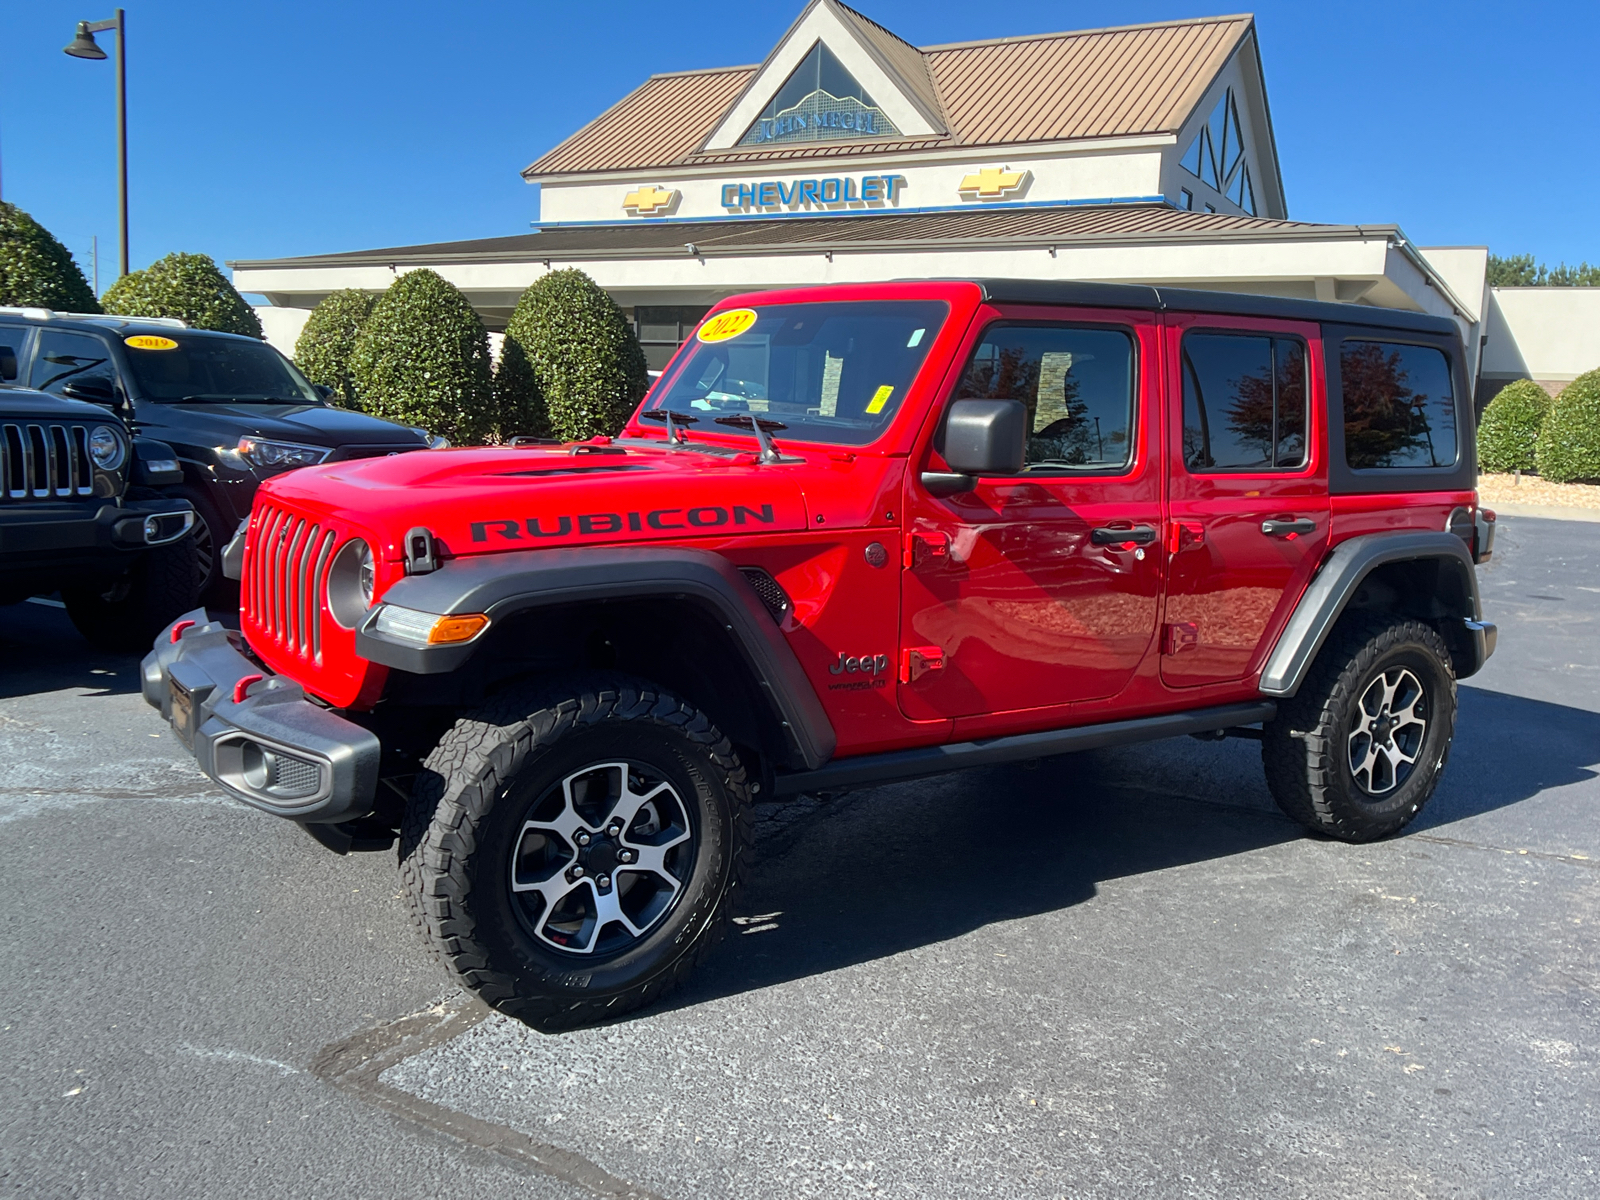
[
  {"left": 955, "top": 324, "right": 1136, "bottom": 471},
  {"left": 1182, "top": 332, "right": 1307, "bottom": 472},
  {"left": 1340, "top": 341, "right": 1457, "bottom": 469},
  {"left": 30, "top": 331, "right": 117, "bottom": 395}
]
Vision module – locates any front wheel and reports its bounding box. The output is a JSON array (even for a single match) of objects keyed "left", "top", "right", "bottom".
[
  {"left": 400, "top": 676, "right": 750, "bottom": 1030},
  {"left": 1263, "top": 615, "right": 1457, "bottom": 842},
  {"left": 62, "top": 539, "right": 201, "bottom": 652}
]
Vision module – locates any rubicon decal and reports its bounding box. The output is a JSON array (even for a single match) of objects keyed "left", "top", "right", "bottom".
[{"left": 471, "top": 503, "right": 777, "bottom": 543}]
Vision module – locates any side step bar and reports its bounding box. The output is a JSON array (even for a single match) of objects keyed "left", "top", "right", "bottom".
[{"left": 772, "top": 701, "right": 1277, "bottom": 797}]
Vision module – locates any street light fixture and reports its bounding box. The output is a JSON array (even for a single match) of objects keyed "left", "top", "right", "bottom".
[{"left": 63, "top": 9, "right": 128, "bottom": 280}]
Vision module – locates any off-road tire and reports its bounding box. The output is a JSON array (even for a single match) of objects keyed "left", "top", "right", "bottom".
[
  {"left": 62, "top": 538, "right": 202, "bottom": 652},
  {"left": 399, "top": 675, "right": 751, "bottom": 1031},
  {"left": 1263, "top": 614, "right": 1456, "bottom": 842}
]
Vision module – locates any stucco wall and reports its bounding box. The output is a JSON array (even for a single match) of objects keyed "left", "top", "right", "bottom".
[{"left": 1480, "top": 288, "right": 1600, "bottom": 385}]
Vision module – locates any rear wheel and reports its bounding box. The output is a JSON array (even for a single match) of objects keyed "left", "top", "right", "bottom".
[
  {"left": 400, "top": 675, "right": 750, "bottom": 1030},
  {"left": 62, "top": 539, "right": 201, "bottom": 652},
  {"left": 1263, "top": 615, "right": 1456, "bottom": 842}
]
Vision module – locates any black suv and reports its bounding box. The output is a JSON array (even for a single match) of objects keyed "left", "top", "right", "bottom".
[
  {"left": 0, "top": 307, "right": 441, "bottom": 601},
  {"left": 0, "top": 340, "right": 198, "bottom": 650}
]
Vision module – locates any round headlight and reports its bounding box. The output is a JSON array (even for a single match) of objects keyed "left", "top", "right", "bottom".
[
  {"left": 89, "top": 425, "right": 126, "bottom": 471},
  {"left": 326, "top": 538, "right": 375, "bottom": 629}
]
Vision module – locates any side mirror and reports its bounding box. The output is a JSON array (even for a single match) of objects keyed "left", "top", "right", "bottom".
[
  {"left": 924, "top": 398, "right": 1027, "bottom": 495},
  {"left": 0, "top": 345, "right": 16, "bottom": 382},
  {"left": 61, "top": 376, "right": 117, "bottom": 405},
  {"left": 312, "top": 383, "right": 334, "bottom": 402}
]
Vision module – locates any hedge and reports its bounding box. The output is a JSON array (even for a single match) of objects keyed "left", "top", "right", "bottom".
[
  {"left": 0, "top": 202, "right": 99, "bottom": 313},
  {"left": 1476, "top": 379, "right": 1552, "bottom": 474},
  {"left": 1535, "top": 369, "right": 1600, "bottom": 483},
  {"left": 498, "top": 269, "right": 647, "bottom": 442},
  {"left": 294, "top": 289, "right": 378, "bottom": 407},
  {"left": 348, "top": 268, "right": 494, "bottom": 444},
  {"left": 101, "top": 252, "right": 263, "bottom": 337}
]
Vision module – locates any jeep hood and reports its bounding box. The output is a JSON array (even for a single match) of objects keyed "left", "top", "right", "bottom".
[{"left": 258, "top": 440, "right": 811, "bottom": 558}]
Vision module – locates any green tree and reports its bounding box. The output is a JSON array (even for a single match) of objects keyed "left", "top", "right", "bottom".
[
  {"left": 294, "top": 289, "right": 379, "bottom": 408},
  {"left": 498, "top": 269, "right": 647, "bottom": 442},
  {"left": 348, "top": 268, "right": 494, "bottom": 445},
  {"left": 1476, "top": 379, "right": 1552, "bottom": 473},
  {"left": 0, "top": 201, "right": 100, "bottom": 312},
  {"left": 101, "top": 252, "right": 263, "bottom": 336},
  {"left": 1535, "top": 369, "right": 1600, "bottom": 482},
  {"left": 1487, "top": 253, "right": 1600, "bottom": 287}
]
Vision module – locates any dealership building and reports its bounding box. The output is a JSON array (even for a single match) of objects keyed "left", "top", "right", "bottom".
[{"left": 235, "top": 1, "right": 1593, "bottom": 402}]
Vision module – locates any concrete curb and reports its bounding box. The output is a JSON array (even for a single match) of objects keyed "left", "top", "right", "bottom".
[{"left": 1485, "top": 502, "right": 1600, "bottom": 524}]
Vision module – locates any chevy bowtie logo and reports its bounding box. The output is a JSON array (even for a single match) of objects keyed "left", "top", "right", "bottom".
[
  {"left": 623, "top": 185, "right": 678, "bottom": 215},
  {"left": 958, "top": 167, "right": 1029, "bottom": 199}
]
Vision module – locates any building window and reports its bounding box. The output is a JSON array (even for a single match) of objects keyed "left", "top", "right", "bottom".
[
  {"left": 1179, "top": 88, "right": 1256, "bottom": 216},
  {"left": 1178, "top": 188, "right": 1194, "bottom": 210},
  {"left": 738, "top": 40, "right": 900, "bottom": 146},
  {"left": 634, "top": 306, "right": 711, "bottom": 372}
]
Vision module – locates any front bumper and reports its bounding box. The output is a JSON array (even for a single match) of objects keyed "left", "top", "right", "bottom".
[
  {"left": 141, "top": 610, "right": 380, "bottom": 823},
  {"left": 0, "top": 495, "right": 194, "bottom": 557}
]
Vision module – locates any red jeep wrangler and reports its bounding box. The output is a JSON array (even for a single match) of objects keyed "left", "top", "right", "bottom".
[{"left": 142, "top": 280, "right": 1496, "bottom": 1027}]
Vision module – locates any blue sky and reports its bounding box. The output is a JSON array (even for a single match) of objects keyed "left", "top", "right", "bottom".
[{"left": 3, "top": 0, "right": 1596, "bottom": 293}]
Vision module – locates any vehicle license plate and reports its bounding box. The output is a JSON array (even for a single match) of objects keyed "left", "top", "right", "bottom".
[{"left": 170, "top": 677, "right": 195, "bottom": 748}]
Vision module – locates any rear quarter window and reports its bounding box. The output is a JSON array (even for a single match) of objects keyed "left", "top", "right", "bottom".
[{"left": 1339, "top": 340, "right": 1457, "bottom": 470}]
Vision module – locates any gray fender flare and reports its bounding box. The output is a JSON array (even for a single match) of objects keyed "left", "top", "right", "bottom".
[
  {"left": 1259, "top": 532, "right": 1486, "bottom": 697},
  {"left": 355, "top": 546, "right": 837, "bottom": 770}
]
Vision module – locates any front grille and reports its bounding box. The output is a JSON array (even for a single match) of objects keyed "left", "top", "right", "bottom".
[
  {"left": 1, "top": 423, "right": 95, "bottom": 500},
  {"left": 245, "top": 502, "right": 338, "bottom": 664},
  {"left": 332, "top": 443, "right": 426, "bottom": 461}
]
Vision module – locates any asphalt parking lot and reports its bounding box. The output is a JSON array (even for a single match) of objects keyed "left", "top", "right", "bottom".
[{"left": 1, "top": 515, "right": 1595, "bottom": 1199}]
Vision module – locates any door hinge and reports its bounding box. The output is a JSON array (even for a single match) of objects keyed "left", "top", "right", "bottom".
[
  {"left": 1163, "top": 622, "right": 1199, "bottom": 655},
  {"left": 900, "top": 645, "right": 946, "bottom": 682},
  {"left": 903, "top": 531, "right": 950, "bottom": 569}
]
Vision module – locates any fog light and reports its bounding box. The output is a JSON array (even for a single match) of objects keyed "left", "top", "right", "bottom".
[
  {"left": 372, "top": 604, "right": 489, "bottom": 646},
  {"left": 143, "top": 515, "right": 161, "bottom": 541},
  {"left": 239, "top": 740, "right": 322, "bottom": 800}
]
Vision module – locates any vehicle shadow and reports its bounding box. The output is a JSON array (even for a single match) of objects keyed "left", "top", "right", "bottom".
[
  {"left": 646, "top": 683, "right": 1599, "bottom": 1019},
  {"left": 0, "top": 599, "right": 238, "bottom": 701}
]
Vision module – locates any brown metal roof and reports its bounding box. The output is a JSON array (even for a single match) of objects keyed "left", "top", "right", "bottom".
[
  {"left": 834, "top": 2, "right": 946, "bottom": 133},
  {"left": 523, "top": 13, "right": 1253, "bottom": 178},
  {"left": 232, "top": 205, "right": 1375, "bottom": 272}
]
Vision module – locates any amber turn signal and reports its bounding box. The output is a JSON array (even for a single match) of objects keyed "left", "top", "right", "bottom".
[{"left": 428, "top": 613, "right": 491, "bottom": 644}]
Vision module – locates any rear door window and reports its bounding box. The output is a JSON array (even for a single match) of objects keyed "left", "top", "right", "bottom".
[
  {"left": 1339, "top": 341, "right": 1457, "bottom": 469},
  {"left": 1181, "top": 331, "right": 1308, "bottom": 471}
]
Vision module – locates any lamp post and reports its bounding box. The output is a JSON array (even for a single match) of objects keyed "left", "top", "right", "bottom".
[{"left": 63, "top": 10, "right": 128, "bottom": 279}]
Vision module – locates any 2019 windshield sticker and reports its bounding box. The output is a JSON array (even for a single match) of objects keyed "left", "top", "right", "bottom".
[{"left": 470, "top": 503, "right": 776, "bottom": 543}]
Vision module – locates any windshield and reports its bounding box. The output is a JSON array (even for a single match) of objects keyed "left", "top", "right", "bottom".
[
  {"left": 121, "top": 333, "right": 321, "bottom": 404},
  {"left": 645, "top": 300, "right": 947, "bottom": 447}
]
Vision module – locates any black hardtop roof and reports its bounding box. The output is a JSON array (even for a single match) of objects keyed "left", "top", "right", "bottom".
[{"left": 972, "top": 279, "right": 1461, "bottom": 337}]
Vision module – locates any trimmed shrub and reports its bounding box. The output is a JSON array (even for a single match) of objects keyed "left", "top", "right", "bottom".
[
  {"left": 295, "top": 289, "right": 379, "bottom": 407},
  {"left": 498, "top": 269, "right": 648, "bottom": 442},
  {"left": 348, "top": 268, "right": 494, "bottom": 444},
  {"left": 0, "top": 201, "right": 99, "bottom": 312},
  {"left": 102, "top": 252, "right": 263, "bottom": 337},
  {"left": 1535, "top": 369, "right": 1600, "bottom": 483},
  {"left": 1476, "top": 379, "right": 1552, "bottom": 473}
]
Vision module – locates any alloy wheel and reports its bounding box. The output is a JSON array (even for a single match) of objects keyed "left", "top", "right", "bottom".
[
  {"left": 1347, "top": 667, "right": 1428, "bottom": 796},
  {"left": 509, "top": 760, "right": 694, "bottom": 955}
]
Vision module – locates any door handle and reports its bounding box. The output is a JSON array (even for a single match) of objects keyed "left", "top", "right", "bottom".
[
  {"left": 1261, "top": 518, "right": 1317, "bottom": 538},
  {"left": 1091, "top": 524, "right": 1158, "bottom": 546}
]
